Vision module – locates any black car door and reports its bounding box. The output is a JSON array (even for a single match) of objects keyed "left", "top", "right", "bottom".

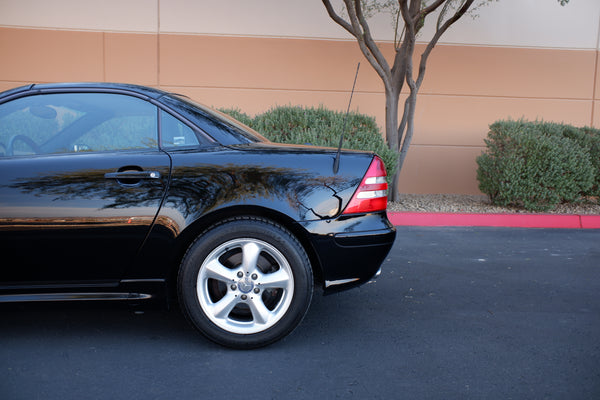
[{"left": 0, "top": 92, "right": 170, "bottom": 285}]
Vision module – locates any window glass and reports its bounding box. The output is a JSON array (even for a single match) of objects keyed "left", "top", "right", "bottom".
[
  {"left": 160, "top": 110, "right": 200, "bottom": 148},
  {"left": 0, "top": 93, "right": 158, "bottom": 156},
  {"left": 161, "top": 95, "right": 267, "bottom": 145}
]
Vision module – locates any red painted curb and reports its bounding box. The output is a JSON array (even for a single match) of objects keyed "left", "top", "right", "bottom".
[
  {"left": 387, "top": 212, "right": 600, "bottom": 229},
  {"left": 581, "top": 215, "right": 600, "bottom": 229}
]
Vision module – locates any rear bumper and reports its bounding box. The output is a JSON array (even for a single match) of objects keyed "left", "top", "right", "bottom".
[{"left": 299, "top": 212, "right": 396, "bottom": 293}]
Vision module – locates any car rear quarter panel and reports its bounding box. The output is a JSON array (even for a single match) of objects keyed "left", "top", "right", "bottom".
[
  {"left": 171, "top": 146, "right": 369, "bottom": 217},
  {"left": 130, "top": 145, "right": 375, "bottom": 280}
]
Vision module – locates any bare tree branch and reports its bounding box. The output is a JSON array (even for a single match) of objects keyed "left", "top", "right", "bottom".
[
  {"left": 416, "top": 0, "right": 475, "bottom": 89},
  {"left": 322, "top": 0, "right": 392, "bottom": 88},
  {"left": 421, "top": 0, "right": 451, "bottom": 16},
  {"left": 352, "top": 0, "right": 393, "bottom": 82},
  {"left": 393, "top": 8, "right": 403, "bottom": 49},
  {"left": 339, "top": 0, "right": 392, "bottom": 89},
  {"left": 322, "top": 0, "right": 354, "bottom": 36},
  {"left": 390, "top": 39, "right": 410, "bottom": 94},
  {"left": 399, "top": 1, "right": 416, "bottom": 37}
]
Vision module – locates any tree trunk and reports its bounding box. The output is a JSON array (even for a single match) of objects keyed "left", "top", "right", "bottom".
[
  {"left": 397, "top": 89, "right": 418, "bottom": 175},
  {"left": 384, "top": 89, "right": 401, "bottom": 202},
  {"left": 388, "top": 86, "right": 419, "bottom": 203},
  {"left": 385, "top": 88, "right": 400, "bottom": 153},
  {"left": 390, "top": 167, "right": 401, "bottom": 202}
]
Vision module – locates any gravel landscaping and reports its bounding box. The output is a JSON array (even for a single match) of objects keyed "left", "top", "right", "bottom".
[{"left": 388, "top": 194, "right": 600, "bottom": 215}]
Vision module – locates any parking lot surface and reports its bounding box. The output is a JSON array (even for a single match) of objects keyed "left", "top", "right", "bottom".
[{"left": 1, "top": 227, "right": 599, "bottom": 399}]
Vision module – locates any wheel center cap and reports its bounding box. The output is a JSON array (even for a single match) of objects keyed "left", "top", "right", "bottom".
[{"left": 238, "top": 278, "right": 254, "bottom": 294}]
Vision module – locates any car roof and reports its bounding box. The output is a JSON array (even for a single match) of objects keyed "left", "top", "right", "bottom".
[{"left": 0, "top": 82, "right": 170, "bottom": 101}]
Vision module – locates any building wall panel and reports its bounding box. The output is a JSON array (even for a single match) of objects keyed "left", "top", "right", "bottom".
[
  {"left": 159, "top": 35, "right": 598, "bottom": 100},
  {"left": 159, "top": 34, "right": 382, "bottom": 92},
  {"left": 412, "top": 95, "right": 594, "bottom": 146},
  {"left": 397, "top": 146, "right": 485, "bottom": 195},
  {"left": 105, "top": 33, "right": 158, "bottom": 85},
  {"left": 0, "top": 27, "right": 103, "bottom": 82},
  {"left": 420, "top": 45, "right": 596, "bottom": 99},
  {"left": 595, "top": 51, "right": 600, "bottom": 100},
  {"left": 0, "top": 0, "right": 158, "bottom": 32}
]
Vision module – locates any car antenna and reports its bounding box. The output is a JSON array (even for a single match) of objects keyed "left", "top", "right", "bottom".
[{"left": 333, "top": 62, "right": 360, "bottom": 174}]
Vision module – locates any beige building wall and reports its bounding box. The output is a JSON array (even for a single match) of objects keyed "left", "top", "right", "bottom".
[{"left": 1, "top": 0, "right": 599, "bottom": 195}]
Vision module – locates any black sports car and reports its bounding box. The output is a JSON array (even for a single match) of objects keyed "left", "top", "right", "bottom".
[{"left": 0, "top": 83, "right": 396, "bottom": 348}]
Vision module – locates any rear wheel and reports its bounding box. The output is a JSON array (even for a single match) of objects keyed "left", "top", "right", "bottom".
[{"left": 177, "top": 217, "right": 313, "bottom": 349}]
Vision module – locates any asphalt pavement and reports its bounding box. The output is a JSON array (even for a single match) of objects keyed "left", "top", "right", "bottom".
[{"left": 1, "top": 226, "right": 599, "bottom": 399}]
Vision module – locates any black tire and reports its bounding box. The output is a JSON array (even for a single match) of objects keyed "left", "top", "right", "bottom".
[{"left": 177, "top": 217, "right": 313, "bottom": 349}]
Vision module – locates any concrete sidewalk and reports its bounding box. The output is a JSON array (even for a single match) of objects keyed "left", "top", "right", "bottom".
[{"left": 388, "top": 211, "right": 600, "bottom": 229}]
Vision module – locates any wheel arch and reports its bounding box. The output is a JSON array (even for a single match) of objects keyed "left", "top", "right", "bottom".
[{"left": 166, "top": 205, "right": 324, "bottom": 298}]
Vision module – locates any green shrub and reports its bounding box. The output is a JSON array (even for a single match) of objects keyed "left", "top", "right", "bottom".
[
  {"left": 217, "top": 107, "right": 254, "bottom": 127},
  {"left": 560, "top": 126, "right": 600, "bottom": 197},
  {"left": 219, "top": 105, "right": 397, "bottom": 181},
  {"left": 477, "top": 120, "right": 597, "bottom": 211}
]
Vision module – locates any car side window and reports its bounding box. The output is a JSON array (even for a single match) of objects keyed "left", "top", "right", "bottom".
[
  {"left": 0, "top": 93, "right": 158, "bottom": 156},
  {"left": 0, "top": 95, "right": 78, "bottom": 156},
  {"left": 160, "top": 110, "right": 201, "bottom": 148}
]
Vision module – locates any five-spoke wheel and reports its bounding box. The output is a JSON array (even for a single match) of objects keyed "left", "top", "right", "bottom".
[{"left": 178, "top": 217, "right": 313, "bottom": 349}]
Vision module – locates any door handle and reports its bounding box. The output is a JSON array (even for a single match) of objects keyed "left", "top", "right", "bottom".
[{"left": 104, "top": 171, "right": 161, "bottom": 180}]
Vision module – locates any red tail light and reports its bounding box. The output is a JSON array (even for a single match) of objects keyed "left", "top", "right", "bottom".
[{"left": 342, "top": 155, "right": 388, "bottom": 215}]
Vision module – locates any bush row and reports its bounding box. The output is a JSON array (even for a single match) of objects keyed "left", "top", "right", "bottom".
[
  {"left": 477, "top": 120, "right": 600, "bottom": 211},
  {"left": 219, "top": 105, "right": 397, "bottom": 181}
]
